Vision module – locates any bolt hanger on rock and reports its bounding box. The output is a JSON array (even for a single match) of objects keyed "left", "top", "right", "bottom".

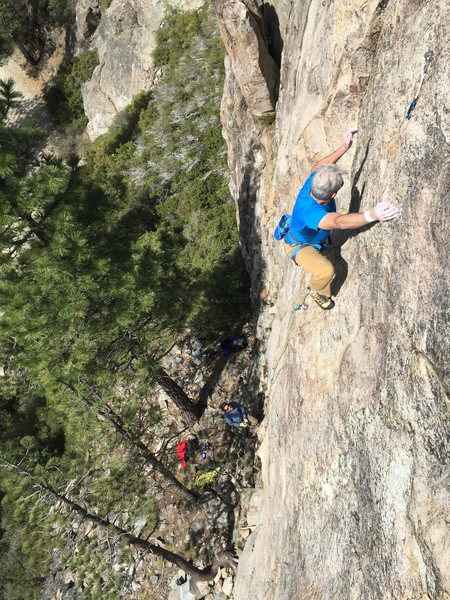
[{"left": 405, "top": 50, "right": 434, "bottom": 119}]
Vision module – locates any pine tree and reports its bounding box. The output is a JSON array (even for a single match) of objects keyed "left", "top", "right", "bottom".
[
  {"left": 0, "top": 82, "right": 202, "bottom": 428},
  {"left": 0, "top": 78, "right": 23, "bottom": 119},
  {"left": 0, "top": 439, "right": 151, "bottom": 598},
  {"left": 0, "top": 455, "right": 237, "bottom": 586},
  {"left": 0, "top": 0, "right": 71, "bottom": 65}
]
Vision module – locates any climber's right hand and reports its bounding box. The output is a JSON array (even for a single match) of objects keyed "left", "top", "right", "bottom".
[{"left": 372, "top": 202, "right": 400, "bottom": 222}]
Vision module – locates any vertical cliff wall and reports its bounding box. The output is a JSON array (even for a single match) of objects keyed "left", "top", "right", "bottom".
[{"left": 216, "top": 0, "right": 450, "bottom": 598}]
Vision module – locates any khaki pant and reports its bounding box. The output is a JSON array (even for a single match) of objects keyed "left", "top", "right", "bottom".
[{"left": 284, "top": 243, "right": 335, "bottom": 297}]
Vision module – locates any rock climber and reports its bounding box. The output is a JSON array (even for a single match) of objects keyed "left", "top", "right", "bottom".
[
  {"left": 220, "top": 402, "right": 258, "bottom": 427},
  {"left": 284, "top": 129, "right": 400, "bottom": 310}
]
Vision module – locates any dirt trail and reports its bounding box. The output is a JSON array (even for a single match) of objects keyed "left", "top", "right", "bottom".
[
  {"left": 0, "top": 33, "right": 67, "bottom": 153},
  {"left": 0, "top": 52, "right": 45, "bottom": 99}
]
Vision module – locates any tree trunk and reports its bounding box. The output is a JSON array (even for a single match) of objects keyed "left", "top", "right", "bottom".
[
  {"left": 1, "top": 460, "right": 236, "bottom": 582},
  {"left": 47, "top": 484, "right": 235, "bottom": 581},
  {"left": 11, "top": 34, "right": 40, "bottom": 66},
  {"left": 105, "top": 404, "right": 200, "bottom": 502},
  {"left": 60, "top": 380, "right": 199, "bottom": 502},
  {"left": 152, "top": 365, "right": 202, "bottom": 424}
]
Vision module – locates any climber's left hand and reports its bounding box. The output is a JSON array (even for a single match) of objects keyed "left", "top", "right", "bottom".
[{"left": 343, "top": 128, "right": 358, "bottom": 149}]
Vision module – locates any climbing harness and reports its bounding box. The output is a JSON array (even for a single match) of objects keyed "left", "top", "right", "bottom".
[
  {"left": 405, "top": 50, "right": 433, "bottom": 119},
  {"left": 274, "top": 214, "right": 307, "bottom": 262},
  {"left": 274, "top": 214, "right": 324, "bottom": 261}
]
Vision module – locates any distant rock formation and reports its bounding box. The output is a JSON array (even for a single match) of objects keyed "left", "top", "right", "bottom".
[
  {"left": 76, "top": 0, "right": 204, "bottom": 140},
  {"left": 76, "top": 0, "right": 101, "bottom": 40},
  {"left": 215, "top": 0, "right": 450, "bottom": 598}
]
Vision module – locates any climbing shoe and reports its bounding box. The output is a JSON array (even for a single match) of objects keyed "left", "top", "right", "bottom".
[{"left": 310, "top": 291, "right": 335, "bottom": 310}]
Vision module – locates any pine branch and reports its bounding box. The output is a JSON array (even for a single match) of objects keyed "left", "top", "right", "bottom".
[
  {"left": 0, "top": 457, "right": 237, "bottom": 580},
  {"left": 58, "top": 379, "right": 199, "bottom": 501}
]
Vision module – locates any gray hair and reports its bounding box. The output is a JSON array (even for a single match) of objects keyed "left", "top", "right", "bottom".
[{"left": 311, "top": 164, "right": 344, "bottom": 200}]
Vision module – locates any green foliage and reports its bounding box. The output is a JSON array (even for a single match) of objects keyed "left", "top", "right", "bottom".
[
  {"left": 0, "top": 0, "right": 74, "bottom": 64},
  {"left": 1, "top": 9, "right": 250, "bottom": 406},
  {"left": 47, "top": 0, "right": 75, "bottom": 25},
  {"left": 0, "top": 383, "right": 65, "bottom": 457},
  {"left": 0, "top": 378, "right": 159, "bottom": 599},
  {"left": 154, "top": 11, "right": 248, "bottom": 331},
  {"left": 259, "top": 110, "right": 276, "bottom": 125},
  {"left": 0, "top": 78, "right": 23, "bottom": 120},
  {"left": 0, "top": 470, "right": 58, "bottom": 599},
  {"left": 134, "top": 5, "right": 250, "bottom": 331},
  {"left": 0, "top": 5, "right": 251, "bottom": 596},
  {"left": 45, "top": 49, "right": 99, "bottom": 130},
  {"left": 153, "top": 7, "right": 204, "bottom": 68},
  {"left": 66, "top": 536, "right": 128, "bottom": 600},
  {"left": 0, "top": 0, "right": 34, "bottom": 57}
]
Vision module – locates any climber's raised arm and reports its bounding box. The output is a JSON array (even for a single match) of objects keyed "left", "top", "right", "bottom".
[
  {"left": 310, "top": 128, "right": 358, "bottom": 173},
  {"left": 275, "top": 129, "right": 400, "bottom": 311}
]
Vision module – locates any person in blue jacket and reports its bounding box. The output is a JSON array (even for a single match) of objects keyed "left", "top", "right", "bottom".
[
  {"left": 284, "top": 129, "right": 400, "bottom": 310},
  {"left": 221, "top": 402, "right": 258, "bottom": 427}
]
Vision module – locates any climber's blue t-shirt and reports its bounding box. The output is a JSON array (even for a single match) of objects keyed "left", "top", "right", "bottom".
[{"left": 289, "top": 173, "right": 336, "bottom": 247}]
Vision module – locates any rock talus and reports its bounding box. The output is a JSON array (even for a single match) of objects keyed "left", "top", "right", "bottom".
[{"left": 215, "top": 0, "right": 450, "bottom": 598}]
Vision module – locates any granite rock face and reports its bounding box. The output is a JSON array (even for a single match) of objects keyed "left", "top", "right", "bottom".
[
  {"left": 75, "top": 0, "right": 101, "bottom": 40},
  {"left": 78, "top": 0, "right": 204, "bottom": 140},
  {"left": 215, "top": 0, "right": 450, "bottom": 599},
  {"left": 215, "top": 0, "right": 278, "bottom": 116}
]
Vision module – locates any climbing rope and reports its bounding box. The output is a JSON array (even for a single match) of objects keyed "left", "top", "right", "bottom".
[
  {"left": 268, "top": 308, "right": 297, "bottom": 389},
  {"left": 268, "top": 285, "right": 310, "bottom": 389},
  {"left": 405, "top": 50, "right": 433, "bottom": 119}
]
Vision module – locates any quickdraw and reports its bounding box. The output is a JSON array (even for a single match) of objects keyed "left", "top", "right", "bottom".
[
  {"left": 405, "top": 50, "right": 433, "bottom": 119},
  {"left": 293, "top": 285, "right": 311, "bottom": 311}
]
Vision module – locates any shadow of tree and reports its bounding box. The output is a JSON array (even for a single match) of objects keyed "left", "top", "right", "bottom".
[
  {"left": 8, "top": 96, "right": 49, "bottom": 126},
  {"left": 197, "top": 355, "right": 230, "bottom": 413},
  {"left": 236, "top": 142, "right": 266, "bottom": 308}
]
